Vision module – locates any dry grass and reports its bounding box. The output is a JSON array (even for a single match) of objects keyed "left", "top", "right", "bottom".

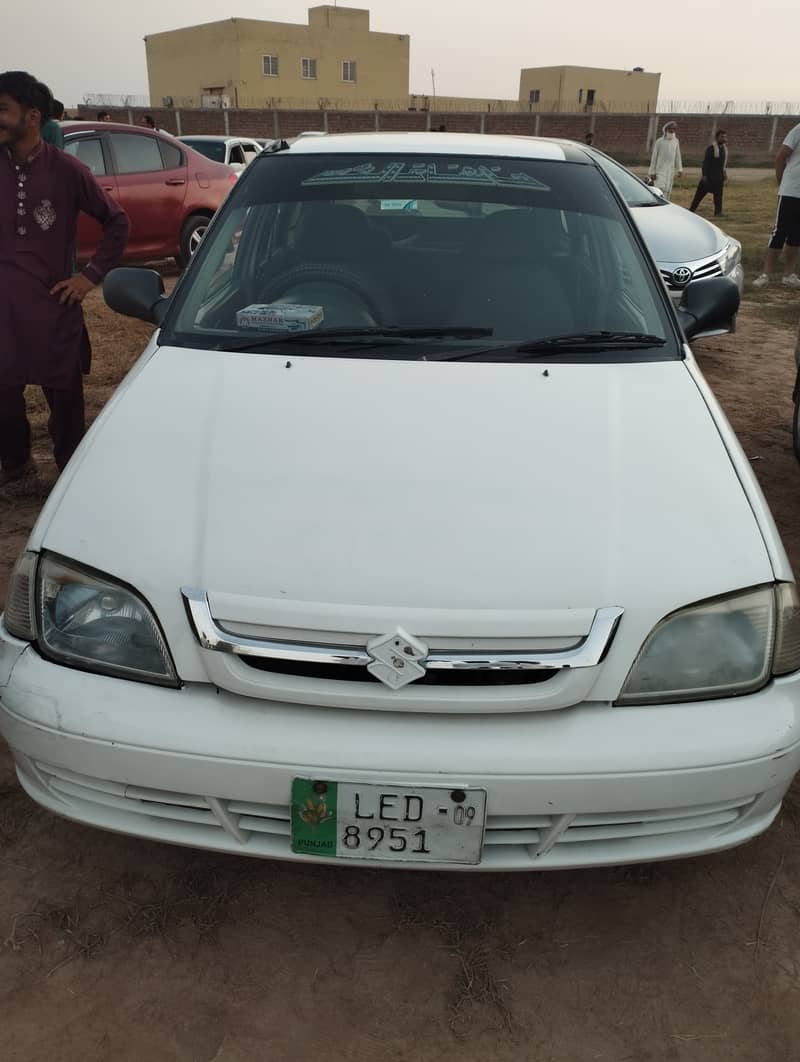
[{"left": 395, "top": 880, "right": 515, "bottom": 1033}]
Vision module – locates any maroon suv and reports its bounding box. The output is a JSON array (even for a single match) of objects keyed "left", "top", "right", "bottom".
[{"left": 62, "top": 121, "right": 236, "bottom": 267}]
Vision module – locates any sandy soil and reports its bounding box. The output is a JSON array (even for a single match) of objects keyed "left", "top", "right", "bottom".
[{"left": 2, "top": 291, "right": 800, "bottom": 1061}]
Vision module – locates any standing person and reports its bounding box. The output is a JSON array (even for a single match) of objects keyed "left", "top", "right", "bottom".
[
  {"left": 96, "top": 110, "right": 111, "bottom": 122},
  {"left": 140, "top": 114, "right": 166, "bottom": 133},
  {"left": 753, "top": 121, "right": 800, "bottom": 289},
  {"left": 41, "top": 98, "right": 64, "bottom": 148},
  {"left": 648, "top": 121, "right": 683, "bottom": 200},
  {"left": 0, "top": 71, "right": 129, "bottom": 483},
  {"left": 689, "top": 129, "right": 728, "bottom": 216},
  {"left": 583, "top": 131, "right": 594, "bottom": 146}
]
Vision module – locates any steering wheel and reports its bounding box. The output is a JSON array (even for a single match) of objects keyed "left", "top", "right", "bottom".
[{"left": 258, "top": 264, "right": 394, "bottom": 327}]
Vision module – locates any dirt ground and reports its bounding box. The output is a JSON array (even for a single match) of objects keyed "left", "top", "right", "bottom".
[{"left": 3, "top": 286, "right": 800, "bottom": 1062}]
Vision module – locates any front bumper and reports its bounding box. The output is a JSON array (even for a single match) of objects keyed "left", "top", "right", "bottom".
[{"left": 2, "top": 638, "right": 800, "bottom": 871}]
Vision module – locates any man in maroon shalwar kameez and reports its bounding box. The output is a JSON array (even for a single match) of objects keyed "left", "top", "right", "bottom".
[{"left": 0, "top": 71, "right": 129, "bottom": 481}]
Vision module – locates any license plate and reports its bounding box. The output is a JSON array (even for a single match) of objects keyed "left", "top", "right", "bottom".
[{"left": 291, "top": 779, "right": 487, "bottom": 864}]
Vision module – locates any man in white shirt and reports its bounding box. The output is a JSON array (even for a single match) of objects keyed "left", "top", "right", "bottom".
[
  {"left": 648, "top": 121, "right": 683, "bottom": 201},
  {"left": 753, "top": 123, "right": 800, "bottom": 289}
]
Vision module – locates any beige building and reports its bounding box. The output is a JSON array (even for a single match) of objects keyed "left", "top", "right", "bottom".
[
  {"left": 145, "top": 6, "right": 410, "bottom": 109},
  {"left": 518, "top": 65, "right": 661, "bottom": 113}
]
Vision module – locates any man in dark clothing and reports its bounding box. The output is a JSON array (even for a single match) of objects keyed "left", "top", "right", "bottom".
[
  {"left": 689, "top": 129, "right": 728, "bottom": 216},
  {"left": 0, "top": 71, "right": 129, "bottom": 482}
]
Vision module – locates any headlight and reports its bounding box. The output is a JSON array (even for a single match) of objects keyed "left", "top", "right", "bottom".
[
  {"left": 720, "top": 238, "right": 742, "bottom": 275},
  {"left": 618, "top": 584, "right": 800, "bottom": 705},
  {"left": 4, "top": 552, "right": 179, "bottom": 687}
]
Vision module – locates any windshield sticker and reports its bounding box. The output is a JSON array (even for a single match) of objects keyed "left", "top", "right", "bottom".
[
  {"left": 236, "top": 303, "right": 324, "bottom": 332},
  {"left": 380, "top": 199, "right": 419, "bottom": 211},
  {"left": 303, "top": 162, "right": 550, "bottom": 191}
]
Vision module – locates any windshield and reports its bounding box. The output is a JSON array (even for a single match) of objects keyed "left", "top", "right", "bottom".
[
  {"left": 587, "top": 148, "right": 664, "bottom": 208},
  {"left": 165, "top": 151, "right": 675, "bottom": 358},
  {"left": 182, "top": 139, "right": 226, "bottom": 163}
]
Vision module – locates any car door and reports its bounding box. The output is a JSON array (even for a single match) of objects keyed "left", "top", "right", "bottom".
[
  {"left": 107, "top": 131, "right": 188, "bottom": 259},
  {"left": 63, "top": 134, "right": 119, "bottom": 264}
]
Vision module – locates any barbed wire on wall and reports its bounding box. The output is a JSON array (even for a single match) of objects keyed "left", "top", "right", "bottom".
[{"left": 79, "top": 93, "right": 800, "bottom": 116}]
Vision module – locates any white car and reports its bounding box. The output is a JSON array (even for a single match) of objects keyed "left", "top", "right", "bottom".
[
  {"left": 3, "top": 133, "right": 799, "bottom": 873},
  {"left": 177, "top": 135, "right": 262, "bottom": 174}
]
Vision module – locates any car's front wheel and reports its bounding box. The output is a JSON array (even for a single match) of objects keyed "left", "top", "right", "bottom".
[{"left": 176, "top": 214, "right": 212, "bottom": 269}]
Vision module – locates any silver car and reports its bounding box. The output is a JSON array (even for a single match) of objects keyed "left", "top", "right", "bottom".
[{"left": 588, "top": 148, "right": 744, "bottom": 304}]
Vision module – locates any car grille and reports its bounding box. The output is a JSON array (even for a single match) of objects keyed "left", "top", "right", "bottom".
[
  {"left": 660, "top": 258, "right": 723, "bottom": 290},
  {"left": 239, "top": 655, "right": 558, "bottom": 686},
  {"left": 28, "top": 760, "right": 758, "bottom": 866}
]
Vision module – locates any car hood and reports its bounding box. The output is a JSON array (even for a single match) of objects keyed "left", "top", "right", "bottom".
[
  {"left": 632, "top": 201, "right": 727, "bottom": 265},
  {"left": 37, "top": 347, "right": 771, "bottom": 644}
]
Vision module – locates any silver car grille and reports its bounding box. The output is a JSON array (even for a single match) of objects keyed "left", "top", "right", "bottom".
[{"left": 660, "top": 255, "right": 724, "bottom": 291}]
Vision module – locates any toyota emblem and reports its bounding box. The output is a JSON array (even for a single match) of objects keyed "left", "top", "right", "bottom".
[{"left": 671, "top": 266, "right": 693, "bottom": 287}]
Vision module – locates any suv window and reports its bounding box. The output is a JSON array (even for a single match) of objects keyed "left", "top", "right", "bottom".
[
  {"left": 159, "top": 140, "right": 184, "bottom": 170},
  {"left": 64, "top": 137, "right": 106, "bottom": 176},
  {"left": 229, "top": 144, "right": 246, "bottom": 166},
  {"left": 109, "top": 133, "right": 164, "bottom": 174}
]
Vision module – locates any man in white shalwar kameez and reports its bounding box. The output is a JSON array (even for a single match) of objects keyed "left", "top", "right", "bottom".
[{"left": 649, "top": 121, "right": 683, "bottom": 201}]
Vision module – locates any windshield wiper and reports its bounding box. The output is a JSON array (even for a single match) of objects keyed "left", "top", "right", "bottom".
[
  {"left": 218, "top": 325, "right": 493, "bottom": 353},
  {"left": 427, "top": 331, "right": 668, "bottom": 362}
]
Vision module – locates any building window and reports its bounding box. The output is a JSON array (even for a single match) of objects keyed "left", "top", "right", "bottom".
[
  {"left": 586, "top": 89, "right": 596, "bottom": 106},
  {"left": 528, "top": 89, "right": 540, "bottom": 104},
  {"left": 301, "top": 57, "right": 317, "bottom": 79},
  {"left": 262, "top": 55, "right": 279, "bottom": 77},
  {"left": 342, "top": 60, "right": 357, "bottom": 83},
  {"left": 577, "top": 88, "right": 584, "bottom": 103}
]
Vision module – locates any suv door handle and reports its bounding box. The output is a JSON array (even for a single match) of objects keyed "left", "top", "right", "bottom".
[
  {"left": 165, "top": 177, "right": 187, "bottom": 186},
  {"left": 101, "top": 185, "right": 115, "bottom": 192}
]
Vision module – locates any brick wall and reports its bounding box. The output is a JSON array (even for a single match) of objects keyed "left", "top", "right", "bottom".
[{"left": 76, "top": 105, "right": 795, "bottom": 163}]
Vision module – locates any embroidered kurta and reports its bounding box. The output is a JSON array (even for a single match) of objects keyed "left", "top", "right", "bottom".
[{"left": 0, "top": 142, "right": 129, "bottom": 388}]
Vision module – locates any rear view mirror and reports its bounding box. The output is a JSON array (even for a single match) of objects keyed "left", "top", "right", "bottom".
[
  {"left": 104, "top": 268, "right": 171, "bottom": 325},
  {"left": 677, "top": 277, "right": 740, "bottom": 340}
]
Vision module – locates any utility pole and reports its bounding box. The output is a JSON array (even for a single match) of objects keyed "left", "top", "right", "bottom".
[{"left": 431, "top": 68, "right": 436, "bottom": 103}]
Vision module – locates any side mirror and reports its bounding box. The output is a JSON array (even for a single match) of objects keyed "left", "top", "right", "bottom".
[
  {"left": 676, "top": 277, "right": 740, "bottom": 340},
  {"left": 103, "top": 268, "right": 171, "bottom": 325}
]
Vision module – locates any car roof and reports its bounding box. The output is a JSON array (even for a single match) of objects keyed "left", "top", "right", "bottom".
[
  {"left": 280, "top": 131, "right": 591, "bottom": 163},
  {"left": 62, "top": 121, "right": 178, "bottom": 139}
]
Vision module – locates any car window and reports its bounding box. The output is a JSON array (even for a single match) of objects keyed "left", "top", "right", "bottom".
[
  {"left": 229, "top": 144, "right": 246, "bottom": 166},
  {"left": 589, "top": 149, "right": 663, "bottom": 208},
  {"left": 109, "top": 133, "right": 164, "bottom": 174},
  {"left": 242, "top": 144, "right": 260, "bottom": 163},
  {"left": 159, "top": 140, "right": 184, "bottom": 170},
  {"left": 182, "top": 139, "right": 226, "bottom": 163},
  {"left": 167, "top": 153, "right": 675, "bottom": 358},
  {"left": 64, "top": 137, "right": 106, "bottom": 176}
]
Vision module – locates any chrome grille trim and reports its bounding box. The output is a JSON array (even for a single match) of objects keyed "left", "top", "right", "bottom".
[{"left": 181, "top": 588, "right": 623, "bottom": 673}]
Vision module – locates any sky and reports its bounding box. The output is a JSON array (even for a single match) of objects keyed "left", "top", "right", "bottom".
[{"left": 7, "top": 0, "right": 800, "bottom": 108}]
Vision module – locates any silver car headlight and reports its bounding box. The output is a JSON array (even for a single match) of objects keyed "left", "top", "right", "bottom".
[
  {"left": 720, "top": 237, "right": 742, "bottom": 275},
  {"left": 617, "top": 584, "right": 800, "bottom": 705},
  {"left": 4, "top": 551, "right": 178, "bottom": 687}
]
